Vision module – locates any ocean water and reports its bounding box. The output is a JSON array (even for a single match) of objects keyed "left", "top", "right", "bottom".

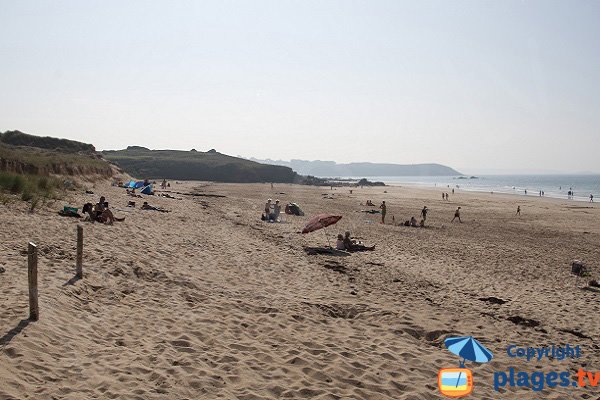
[{"left": 343, "top": 175, "right": 600, "bottom": 202}]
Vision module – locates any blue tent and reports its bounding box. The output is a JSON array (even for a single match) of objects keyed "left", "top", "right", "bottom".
[
  {"left": 141, "top": 184, "right": 153, "bottom": 195},
  {"left": 126, "top": 180, "right": 136, "bottom": 188},
  {"left": 134, "top": 181, "right": 145, "bottom": 189}
]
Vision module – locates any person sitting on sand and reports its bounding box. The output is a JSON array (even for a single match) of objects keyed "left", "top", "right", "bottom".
[
  {"left": 410, "top": 216, "right": 418, "bottom": 227},
  {"left": 343, "top": 231, "right": 375, "bottom": 252},
  {"left": 269, "top": 199, "right": 281, "bottom": 222},
  {"left": 451, "top": 206, "right": 462, "bottom": 223},
  {"left": 366, "top": 200, "right": 374, "bottom": 206},
  {"left": 93, "top": 196, "right": 116, "bottom": 224},
  {"left": 82, "top": 202, "right": 95, "bottom": 222},
  {"left": 420, "top": 206, "right": 428, "bottom": 221},
  {"left": 336, "top": 234, "right": 345, "bottom": 250}
]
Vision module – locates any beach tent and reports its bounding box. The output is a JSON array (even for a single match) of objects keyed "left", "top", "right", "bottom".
[
  {"left": 141, "top": 184, "right": 153, "bottom": 195},
  {"left": 126, "top": 180, "right": 137, "bottom": 188},
  {"left": 134, "top": 181, "right": 145, "bottom": 189}
]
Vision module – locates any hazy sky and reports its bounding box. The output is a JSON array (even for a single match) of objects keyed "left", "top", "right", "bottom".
[{"left": 1, "top": 0, "right": 599, "bottom": 174}]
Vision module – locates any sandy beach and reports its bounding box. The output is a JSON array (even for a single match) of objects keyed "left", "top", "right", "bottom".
[{"left": 1, "top": 181, "right": 598, "bottom": 399}]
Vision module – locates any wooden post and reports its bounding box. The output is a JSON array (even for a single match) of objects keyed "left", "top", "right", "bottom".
[
  {"left": 76, "top": 225, "right": 83, "bottom": 278},
  {"left": 27, "top": 242, "right": 39, "bottom": 321}
]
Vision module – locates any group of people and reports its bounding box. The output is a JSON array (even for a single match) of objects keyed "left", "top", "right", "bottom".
[
  {"left": 262, "top": 199, "right": 281, "bottom": 222},
  {"left": 363, "top": 199, "right": 386, "bottom": 224},
  {"left": 82, "top": 196, "right": 116, "bottom": 224},
  {"left": 442, "top": 193, "right": 450, "bottom": 201},
  {"left": 393, "top": 206, "right": 428, "bottom": 227}
]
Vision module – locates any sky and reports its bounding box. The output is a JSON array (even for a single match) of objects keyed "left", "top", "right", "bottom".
[{"left": 1, "top": 0, "right": 599, "bottom": 174}]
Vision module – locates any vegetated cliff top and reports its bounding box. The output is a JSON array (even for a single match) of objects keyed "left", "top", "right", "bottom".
[
  {"left": 0, "top": 130, "right": 96, "bottom": 153},
  {"left": 102, "top": 147, "right": 297, "bottom": 183},
  {"left": 0, "top": 131, "right": 112, "bottom": 177}
]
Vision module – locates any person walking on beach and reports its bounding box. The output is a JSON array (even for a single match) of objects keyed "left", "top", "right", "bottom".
[
  {"left": 591, "top": 194, "right": 594, "bottom": 203},
  {"left": 451, "top": 207, "right": 462, "bottom": 223},
  {"left": 516, "top": 205, "right": 521, "bottom": 216},
  {"left": 442, "top": 193, "right": 445, "bottom": 201},
  {"left": 380, "top": 201, "right": 387, "bottom": 224},
  {"left": 420, "top": 206, "right": 428, "bottom": 222}
]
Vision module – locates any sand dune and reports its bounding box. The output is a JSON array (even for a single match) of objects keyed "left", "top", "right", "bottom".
[{"left": 1, "top": 182, "right": 598, "bottom": 399}]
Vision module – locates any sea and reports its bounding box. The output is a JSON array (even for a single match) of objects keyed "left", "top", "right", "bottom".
[{"left": 341, "top": 175, "right": 600, "bottom": 202}]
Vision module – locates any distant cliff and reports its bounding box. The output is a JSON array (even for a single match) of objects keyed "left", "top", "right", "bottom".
[
  {"left": 103, "top": 147, "right": 298, "bottom": 183},
  {"left": 249, "top": 158, "right": 461, "bottom": 177}
]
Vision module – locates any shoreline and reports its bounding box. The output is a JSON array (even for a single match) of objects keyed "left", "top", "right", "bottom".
[{"left": 383, "top": 181, "right": 596, "bottom": 204}]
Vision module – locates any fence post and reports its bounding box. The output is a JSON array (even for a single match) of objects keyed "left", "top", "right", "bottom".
[
  {"left": 76, "top": 225, "right": 83, "bottom": 278},
  {"left": 28, "top": 242, "right": 39, "bottom": 321}
]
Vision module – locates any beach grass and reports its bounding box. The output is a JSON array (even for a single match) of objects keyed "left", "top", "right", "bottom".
[{"left": 0, "top": 171, "right": 65, "bottom": 209}]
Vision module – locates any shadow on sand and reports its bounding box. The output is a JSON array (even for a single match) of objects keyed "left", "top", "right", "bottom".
[{"left": 0, "top": 319, "right": 31, "bottom": 347}]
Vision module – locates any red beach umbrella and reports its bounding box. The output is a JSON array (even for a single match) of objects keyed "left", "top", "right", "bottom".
[{"left": 302, "top": 214, "right": 342, "bottom": 247}]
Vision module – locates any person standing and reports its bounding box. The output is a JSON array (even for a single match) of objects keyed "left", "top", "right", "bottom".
[
  {"left": 516, "top": 205, "right": 521, "bottom": 216},
  {"left": 591, "top": 194, "right": 594, "bottom": 203},
  {"left": 380, "top": 201, "right": 387, "bottom": 224},
  {"left": 451, "top": 207, "right": 462, "bottom": 223}
]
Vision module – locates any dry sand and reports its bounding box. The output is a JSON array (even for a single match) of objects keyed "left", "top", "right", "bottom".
[{"left": 1, "top": 181, "right": 599, "bottom": 399}]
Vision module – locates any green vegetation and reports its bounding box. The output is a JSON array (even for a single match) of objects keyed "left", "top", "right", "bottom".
[
  {"left": 103, "top": 147, "right": 297, "bottom": 183},
  {"left": 0, "top": 141, "right": 111, "bottom": 176},
  {"left": 0, "top": 171, "right": 65, "bottom": 210},
  {"left": 0, "top": 130, "right": 96, "bottom": 153},
  {"left": 0, "top": 131, "right": 114, "bottom": 209}
]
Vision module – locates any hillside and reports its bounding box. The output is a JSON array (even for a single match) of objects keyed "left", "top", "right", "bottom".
[
  {"left": 103, "top": 147, "right": 298, "bottom": 183},
  {"left": 0, "top": 130, "right": 96, "bottom": 153},
  {"left": 250, "top": 158, "right": 461, "bottom": 177},
  {"left": 0, "top": 131, "right": 112, "bottom": 177}
]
